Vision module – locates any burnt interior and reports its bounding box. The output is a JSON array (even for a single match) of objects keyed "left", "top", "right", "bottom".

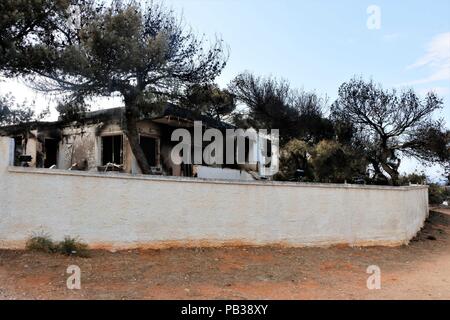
[
  {"left": 139, "top": 136, "right": 157, "bottom": 167},
  {"left": 102, "top": 135, "right": 123, "bottom": 165}
]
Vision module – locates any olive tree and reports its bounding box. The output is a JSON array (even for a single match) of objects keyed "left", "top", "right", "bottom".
[{"left": 331, "top": 78, "right": 449, "bottom": 185}]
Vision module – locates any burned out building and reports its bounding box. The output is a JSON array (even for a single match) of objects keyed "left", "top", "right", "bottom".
[{"left": 0, "top": 104, "right": 278, "bottom": 181}]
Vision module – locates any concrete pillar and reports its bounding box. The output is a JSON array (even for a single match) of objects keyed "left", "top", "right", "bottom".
[{"left": 0, "top": 136, "right": 14, "bottom": 171}]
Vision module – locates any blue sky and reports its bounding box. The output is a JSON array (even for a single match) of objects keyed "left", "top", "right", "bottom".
[
  {"left": 164, "top": 0, "right": 449, "bottom": 121},
  {"left": 1, "top": 0, "right": 449, "bottom": 179},
  {"left": 163, "top": 0, "right": 450, "bottom": 180}
]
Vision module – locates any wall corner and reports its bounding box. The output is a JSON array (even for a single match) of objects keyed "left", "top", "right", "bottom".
[{"left": 0, "top": 136, "right": 14, "bottom": 170}]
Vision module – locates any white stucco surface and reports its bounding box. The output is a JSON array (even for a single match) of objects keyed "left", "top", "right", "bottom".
[
  {"left": 0, "top": 137, "right": 429, "bottom": 249},
  {"left": 195, "top": 165, "right": 255, "bottom": 181}
]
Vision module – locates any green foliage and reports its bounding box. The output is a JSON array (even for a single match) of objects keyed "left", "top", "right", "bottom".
[
  {"left": 13, "top": 0, "right": 227, "bottom": 174},
  {"left": 26, "top": 234, "right": 89, "bottom": 257},
  {"left": 398, "top": 172, "right": 427, "bottom": 186},
  {"left": 330, "top": 77, "right": 448, "bottom": 185},
  {"left": 57, "top": 236, "right": 89, "bottom": 257},
  {"left": 183, "top": 83, "right": 236, "bottom": 121},
  {"left": 310, "top": 140, "right": 366, "bottom": 183},
  {"left": 56, "top": 96, "right": 89, "bottom": 122},
  {"left": 229, "top": 72, "right": 334, "bottom": 146},
  {"left": 0, "top": 0, "right": 70, "bottom": 73},
  {"left": 26, "top": 233, "right": 57, "bottom": 253},
  {"left": 428, "top": 184, "right": 450, "bottom": 205},
  {"left": 276, "top": 139, "right": 368, "bottom": 183},
  {"left": 22, "top": 0, "right": 227, "bottom": 100},
  {"left": 275, "top": 139, "right": 313, "bottom": 181},
  {"left": 2, "top": 1, "right": 448, "bottom": 182}
]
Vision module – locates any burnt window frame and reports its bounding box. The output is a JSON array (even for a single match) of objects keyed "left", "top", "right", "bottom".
[
  {"left": 13, "top": 136, "right": 24, "bottom": 166},
  {"left": 139, "top": 134, "right": 160, "bottom": 167},
  {"left": 101, "top": 134, "right": 124, "bottom": 165}
]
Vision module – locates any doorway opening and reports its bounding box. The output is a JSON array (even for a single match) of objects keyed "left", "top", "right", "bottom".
[
  {"left": 44, "top": 139, "right": 59, "bottom": 168},
  {"left": 139, "top": 136, "right": 157, "bottom": 167}
]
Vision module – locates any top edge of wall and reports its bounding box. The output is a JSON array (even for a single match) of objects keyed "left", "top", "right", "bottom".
[{"left": 7, "top": 166, "right": 429, "bottom": 191}]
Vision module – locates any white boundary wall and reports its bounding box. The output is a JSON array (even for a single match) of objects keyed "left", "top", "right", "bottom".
[{"left": 0, "top": 137, "right": 429, "bottom": 249}]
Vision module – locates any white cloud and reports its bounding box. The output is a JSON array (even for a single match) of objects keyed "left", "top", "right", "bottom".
[{"left": 403, "top": 32, "right": 450, "bottom": 85}]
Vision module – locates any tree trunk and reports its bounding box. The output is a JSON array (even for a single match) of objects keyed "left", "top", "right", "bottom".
[
  {"left": 381, "top": 162, "right": 399, "bottom": 186},
  {"left": 122, "top": 99, "right": 152, "bottom": 175},
  {"left": 380, "top": 148, "right": 400, "bottom": 186}
]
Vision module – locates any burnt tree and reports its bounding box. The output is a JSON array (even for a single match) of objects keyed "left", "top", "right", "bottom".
[
  {"left": 331, "top": 78, "right": 449, "bottom": 185},
  {"left": 14, "top": 0, "right": 227, "bottom": 173}
]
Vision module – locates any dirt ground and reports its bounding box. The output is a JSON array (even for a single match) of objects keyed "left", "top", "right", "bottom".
[{"left": 0, "top": 208, "right": 449, "bottom": 300}]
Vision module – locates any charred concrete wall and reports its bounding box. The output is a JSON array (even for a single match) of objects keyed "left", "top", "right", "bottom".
[
  {"left": 10, "top": 120, "right": 163, "bottom": 174},
  {"left": 59, "top": 120, "right": 163, "bottom": 173},
  {"left": 0, "top": 137, "right": 429, "bottom": 249},
  {"left": 59, "top": 124, "right": 99, "bottom": 171}
]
